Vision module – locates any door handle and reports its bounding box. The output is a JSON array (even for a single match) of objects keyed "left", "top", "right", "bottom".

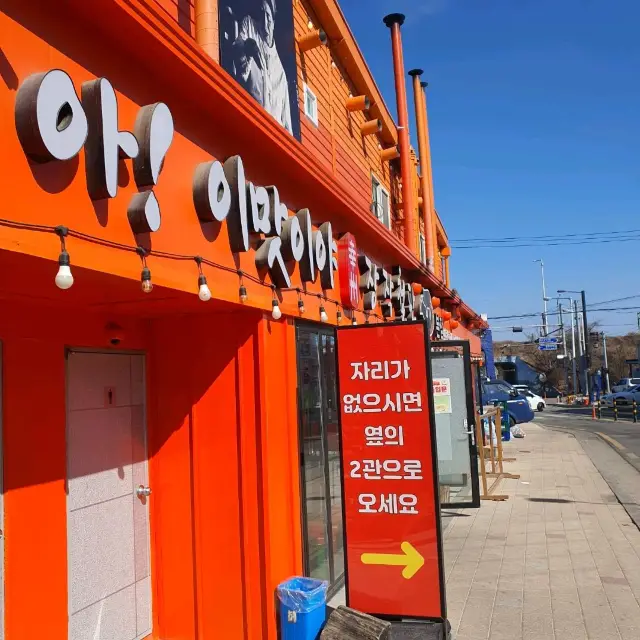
[{"left": 136, "top": 485, "right": 152, "bottom": 498}]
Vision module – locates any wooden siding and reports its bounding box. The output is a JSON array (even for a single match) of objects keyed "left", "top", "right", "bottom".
[{"left": 296, "top": 0, "right": 402, "bottom": 238}]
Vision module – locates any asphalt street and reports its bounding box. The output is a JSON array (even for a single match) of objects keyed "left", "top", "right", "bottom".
[{"left": 535, "top": 403, "right": 640, "bottom": 471}]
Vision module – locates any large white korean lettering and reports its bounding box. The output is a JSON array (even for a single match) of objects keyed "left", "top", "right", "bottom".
[{"left": 15, "top": 70, "right": 88, "bottom": 163}]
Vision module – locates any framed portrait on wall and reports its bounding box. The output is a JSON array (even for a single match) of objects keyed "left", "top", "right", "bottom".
[{"left": 219, "top": 0, "right": 301, "bottom": 140}]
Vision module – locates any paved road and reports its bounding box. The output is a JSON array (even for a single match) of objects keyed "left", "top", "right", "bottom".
[{"left": 535, "top": 404, "right": 640, "bottom": 470}]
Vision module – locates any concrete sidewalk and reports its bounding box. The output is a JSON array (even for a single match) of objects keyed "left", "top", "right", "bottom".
[{"left": 443, "top": 423, "right": 640, "bottom": 640}]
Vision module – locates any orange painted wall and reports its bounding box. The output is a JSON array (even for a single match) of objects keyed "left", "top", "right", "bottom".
[
  {"left": 148, "top": 310, "right": 303, "bottom": 640},
  {"left": 1, "top": 269, "right": 303, "bottom": 640}
]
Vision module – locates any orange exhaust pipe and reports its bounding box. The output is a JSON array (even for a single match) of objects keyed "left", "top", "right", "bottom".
[
  {"left": 383, "top": 13, "right": 417, "bottom": 258},
  {"left": 380, "top": 146, "right": 400, "bottom": 162},
  {"left": 195, "top": 0, "right": 219, "bottom": 60},
  {"left": 409, "top": 69, "right": 435, "bottom": 271},
  {"left": 421, "top": 81, "right": 439, "bottom": 275}
]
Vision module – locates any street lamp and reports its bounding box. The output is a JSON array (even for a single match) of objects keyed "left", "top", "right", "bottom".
[
  {"left": 534, "top": 259, "right": 549, "bottom": 336},
  {"left": 552, "top": 295, "right": 577, "bottom": 395},
  {"left": 558, "top": 289, "right": 591, "bottom": 398}
]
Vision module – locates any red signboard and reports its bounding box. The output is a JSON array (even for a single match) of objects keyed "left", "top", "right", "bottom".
[
  {"left": 337, "top": 322, "right": 445, "bottom": 620},
  {"left": 337, "top": 232, "right": 360, "bottom": 309}
]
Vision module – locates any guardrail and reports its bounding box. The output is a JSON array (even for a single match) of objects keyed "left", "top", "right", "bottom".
[{"left": 595, "top": 397, "right": 639, "bottom": 423}]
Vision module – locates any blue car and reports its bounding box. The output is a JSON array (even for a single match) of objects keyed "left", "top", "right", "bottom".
[{"left": 481, "top": 380, "right": 535, "bottom": 426}]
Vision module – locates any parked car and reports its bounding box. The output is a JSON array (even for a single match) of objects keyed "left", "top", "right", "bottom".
[
  {"left": 481, "top": 380, "right": 535, "bottom": 425},
  {"left": 518, "top": 389, "right": 546, "bottom": 412},
  {"left": 600, "top": 385, "right": 640, "bottom": 407},
  {"left": 611, "top": 377, "right": 640, "bottom": 393}
]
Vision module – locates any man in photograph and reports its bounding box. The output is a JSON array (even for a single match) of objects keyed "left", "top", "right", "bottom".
[
  {"left": 231, "top": 37, "right": 263, "bottom": 105},
  {"left": 238, "top": 0, "right": 293, "bottom": 134}
]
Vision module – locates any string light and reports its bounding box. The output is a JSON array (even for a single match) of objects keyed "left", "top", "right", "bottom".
[
  {"left": 238, "top": 270, "right": 248, "bottom": 303},
  {"left": 0, "top": 217, "right": 416, "bottom": 327},
  {"left": 54, "top": 225, "right": 73, "bottom": 290},
  {"left": 271, "top": 286, "right": 282, "bottom": 320},
  {"left": 194, "top": 256, "right": 212, "bottom": 301},
  {"left": 319, "top": 297, "right": 328, "bottom": 322},
  {"left": 137, "top": 247, "right": 153, "bottom": 294},
  {"left": 352, "top": 313, "right": 358, "bottom": 326}
]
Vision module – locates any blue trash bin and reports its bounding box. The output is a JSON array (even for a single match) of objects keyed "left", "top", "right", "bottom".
[{"left": 277, "top": 577, "right": 328, "bottom": 640}]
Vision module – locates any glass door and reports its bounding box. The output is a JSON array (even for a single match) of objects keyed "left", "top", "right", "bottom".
[
  {"left": 431, "top": 340, "right": 480, "bottom": 508},
  {"left": 296, "top": 325, "right": 344, "bottom": 590}
]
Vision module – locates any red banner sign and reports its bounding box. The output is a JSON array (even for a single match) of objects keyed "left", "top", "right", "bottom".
[
  {"left": 337, "top": 322, "right": 445, "bottom": 620},
  {"left": 337, "top": 232, "right": 360, "bottom": 309}
]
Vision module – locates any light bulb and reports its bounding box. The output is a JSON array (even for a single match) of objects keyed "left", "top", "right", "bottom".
[
  {"left": 337, "top": 310, "right": 342, "bottom": 324},
  {"left": 298, "top": 299, "right": 305, "bottom": 314},
  {"left": 55, "top": 251, "right": 74, "bottom": 290},
  {"left": 198, "top": 274, "right": 211, "bottom": 301},
  {"left": 141, "top": 267, "right": 153, "bottom": 293},
  {"left": 352, "top": 316, "right": 358, "bottom": 326},
  {"left": 239, "top": 285, "right": 248, "bottom": 303},
  {"left": 272, "top": 299, "right": 282, "bottom": 320},
  {"left": 320, "top": 306, "right": 328, "bottom": 323}
]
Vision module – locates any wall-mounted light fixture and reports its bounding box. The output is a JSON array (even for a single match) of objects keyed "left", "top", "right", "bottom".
[
  {"left": 346, "top": 95, "right": 371, "bottom": 112},
  {"left": 380, "top": 146, "right": 400, "bottom": 162},
  {"left": 298, "top": 30, "right": 328, "bottom": 53},
  {"left": 360, "top": 119, "right": 382, "bottom": 137}
]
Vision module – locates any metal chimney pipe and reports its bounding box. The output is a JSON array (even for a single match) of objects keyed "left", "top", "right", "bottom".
[
  {"left": 195, "top": 0, "right": 219, "bottom": 60},
  {"left": 383, "top": 13, "right": 417, "bottom": 257},
  {"left": 421, "top": 81, "right": 439, "bottom": 272},
  {"left": 408, "top": 69, "right": 435, "bottom": 271}
]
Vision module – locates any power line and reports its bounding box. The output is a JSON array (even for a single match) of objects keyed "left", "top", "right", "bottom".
[
  {"left": 452, "top": 235, "right": 640, "bottom": 250},
  {"left": 589, "top": 294, "right": 640, "bottom": 306},
  {"left": 489, "top": 305, "right": 640, "bottom": 321},
  {"left": 452, "top": 228, "right": 640, "bottom": 243}
]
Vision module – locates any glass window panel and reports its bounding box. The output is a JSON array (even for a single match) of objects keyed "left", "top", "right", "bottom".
[
  {"left": 297, "top": 330, "right": 331, "bottom": 581},
  {"left": 297, "top": 328, "right": 344, "bottom": 587},
  {"left": 320, "top": 335, "right": 344, "bottom": 580}
]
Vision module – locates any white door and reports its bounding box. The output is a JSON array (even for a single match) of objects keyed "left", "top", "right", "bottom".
[{"left": 66, "top": 352, "right": 151, "bottom": 640}]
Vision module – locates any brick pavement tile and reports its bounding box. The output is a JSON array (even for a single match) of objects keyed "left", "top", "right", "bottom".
[
  {"left": 489, "top": 606, "right": 522, "bottom": 640},
  {"left": 581, "top": 600, "right": 621, "bottom": 640},
  {"left": 604, "top": 585, "right": 640, "bottom": 629},
  {"left": 457, "top": 598, "right": 494, "bottom": 638},
  {"left": 618, "top": 626, "right": 640, "bottom": 640}
]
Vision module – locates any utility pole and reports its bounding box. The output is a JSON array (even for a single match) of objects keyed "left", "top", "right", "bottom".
[
  {"left": 581, "top": 290, "right": 591, "bottom": 400},
  {"left": 559, "top": 303, "right": 569, "bottom": 393},
  {"left": 534, "top": 259, "right": 548, "bottom": 335},
  {"left": 570, "top": 303, "right": 577, "bottom": 394},
  {"left": 574, "top": 300, "right": 584, "bottom": 394},
  {"left": 602, "top": 332, "right": 610, "bottom": 394}
]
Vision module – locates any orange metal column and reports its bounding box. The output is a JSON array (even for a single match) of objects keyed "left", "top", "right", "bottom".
[
  {"left": 421, "top": 81, "right": 439, "bottom": 274},
  {"left": 383, "top": 13, "right": 417, "bottom": 257},
  {"left": 195, "top": 0, "right": 219, "bottom": 61},
  {"left": 409, "top": 69, "right": 435, "bottom": 271}
]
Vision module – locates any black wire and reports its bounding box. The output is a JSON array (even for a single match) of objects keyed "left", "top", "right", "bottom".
[
  {"left": 452, "top": 228, "right": 640, "bottom": 244},
  {"left": 0, "top": 217, "right": 394, "bottom": 320},
  {"left": 452, "top": 235, "right": 640, "bottom": 249},
  {"left": 489, "top": 305, "right": 640, "bottom": 321}
]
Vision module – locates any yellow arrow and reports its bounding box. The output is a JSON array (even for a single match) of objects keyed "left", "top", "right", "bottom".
[{"left": 361, "top": 541, "right": 425, "bottom": 579}]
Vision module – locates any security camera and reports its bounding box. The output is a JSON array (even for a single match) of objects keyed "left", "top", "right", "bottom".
[{"left": 105, "top": 322, "right": 124, "bottom": 347}]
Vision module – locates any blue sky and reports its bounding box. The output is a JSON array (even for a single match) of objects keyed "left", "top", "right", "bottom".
[{"left": 340, "top": 0, "right": 640, "bottom": 337}]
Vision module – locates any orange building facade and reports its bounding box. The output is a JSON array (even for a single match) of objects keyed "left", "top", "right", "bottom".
[{"left": 0, "top": 1, "right": 485, "bottom": 639}]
